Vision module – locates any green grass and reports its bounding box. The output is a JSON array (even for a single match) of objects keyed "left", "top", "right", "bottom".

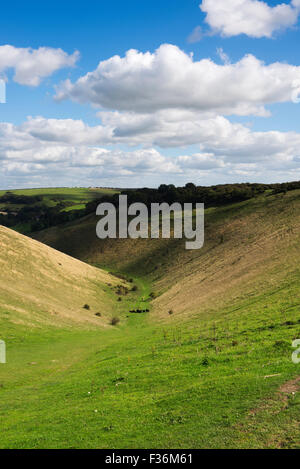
[
  {"left": 1, "top": 190, "right": 300, "bottom": 448},
  {"left": 0, "top": 187, "right": 119, "bottom": 234},
  {"left": 0, "top": 187, "right": 118, "bottom": 211},
  {"left": 62, "top": 204, "right": 86, "bottom": 212},
  {"left": 1, "top": 269, "right": 300, "bottom": 448},
  {"left": 0, "top": 187, "right": 118, "bottom": 198}
]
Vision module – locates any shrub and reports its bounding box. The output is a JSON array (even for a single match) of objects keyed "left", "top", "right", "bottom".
[
  {"left": 110, "top": 316, "right": 120, "bottom": 326},
  {"left": 95, "top": 312, "right": 102, "bottom": 317},
  {"left": 168, "top": 309, "right": 174, "bottom": 315},
  {"left": 201, "top": 357, "right": 209, "bottom": 367},
  {"left": 131, "top": 285, "right": 138, "bottom": 292},
  {"left": 83, "top": 304, "right": 90, "bottom": 310},
  {"left": 116, "top": 285, "right": 129, "bottom": 296},
  {"left": 117, "top": 297, "right": 122, "bottom": 302}
]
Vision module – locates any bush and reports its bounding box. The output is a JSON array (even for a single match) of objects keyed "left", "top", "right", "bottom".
[
  {"left": 116, "top": 285, "right": 129, "bottom": 296},
  {"left": 131, "top": 285, "right": 138, "bottom": 292},
  {"left": 95, "top": 312, "right": 102, "bottom": 317},
  {"left": 117, "top": 297, "right": 122, "bottom": 302},
  {"left": 83, "top": 304, "right": 90, "bottom": 310},
  {"left": 168, "top": 309, "right": 174, "bottom": 315},
  {"left": 110, "top": 316, "right": 120, "bottom": 326},
  {"left": 201, "top": 357, "right": 209, "bottom": 367}
]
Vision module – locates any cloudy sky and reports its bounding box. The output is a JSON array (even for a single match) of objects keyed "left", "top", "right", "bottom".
[{"left": 1, "top": 0, "right": 300, "bottom": 189}]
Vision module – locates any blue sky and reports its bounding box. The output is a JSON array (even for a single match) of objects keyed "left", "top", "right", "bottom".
[{"left": 1, "top": 0, "right": 300, "bottom": 188}]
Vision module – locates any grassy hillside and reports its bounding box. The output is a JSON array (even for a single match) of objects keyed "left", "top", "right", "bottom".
[
  {"left": 0, "top": 226, "right": 121, "bottom": 328},
  {"left": 0, "top": 187, "right": 118, "bottom": 235},
  {"left": 34, "top": 190, "right": 300, "bottom": 321},
  {"left": 1, "top": 191, "right": 300, "bottom": 448},
  {"left": 0, "top": 187, "right": 118, "bottom": 208}
]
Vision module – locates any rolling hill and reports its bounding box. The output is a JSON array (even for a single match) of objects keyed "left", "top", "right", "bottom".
[
  {"left": 1, "top": 190, "right": 300, "bottom": 448},
  {"left": 34, "top": 190, "right": 300, "bottom": 323},
  {"left": 0, "top": 225, "right": 120, "bottom": 327}
]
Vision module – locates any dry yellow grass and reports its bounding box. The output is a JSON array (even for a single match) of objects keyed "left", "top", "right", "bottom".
[
  {"left": 33, "top": 191, "right": 300, "bottom": 323},
  {"left": 0, "top": 225, "right": 120, "bottom": 327},
  {"left": 152, "top": 193, "right": 300, "bottom": 321}
]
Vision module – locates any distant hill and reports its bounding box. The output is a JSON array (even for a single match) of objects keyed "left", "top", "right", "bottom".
[
  {"left": 0, "top": 225, "right": 120, "bottom": 327},
  {"left": 0, "top": 187, "right": 118, "bottom": 234}
]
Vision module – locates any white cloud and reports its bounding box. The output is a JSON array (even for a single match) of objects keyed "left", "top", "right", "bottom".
[
  {"left": 55, "top": 44, "right": 300, "bottom": 117},
  {"left": 96, "top": 110, "right": 248, "bottom": 148},
  {"left": 3, "top": 112, "right": 265, "bottom": 149},
  {"left": 187, "top": 26, "right": 203, "bottom": 43},
  {"left": 21, "top": 116, "right": 113, "bottom": 145},
  {"left": 200, "top": 0, "right": 300, "bottom": 38},
  {"left": 217, "top": 48, "right": 230, "bottom": 65},
  {"left": 0, "top": 45, "right": 79, "bottom": 86},
  {"left": 2, "top": 115, "right": 300, "bottom": 188}
]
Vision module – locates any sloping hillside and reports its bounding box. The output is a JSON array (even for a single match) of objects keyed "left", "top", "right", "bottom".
[
  {"left": 0, "top": 225, "right": 120, "bottom": 327},
  {"left": 33, "top": 190, "right": 300, "bottom": 322},
  {"left": 2, "top": 193, "right": 300, "bottom": 448},
  {"left": 152, "top": 190, "right": 300, "bottom": 321}
]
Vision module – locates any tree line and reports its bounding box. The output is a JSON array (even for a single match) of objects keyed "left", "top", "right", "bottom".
[
  {"left": 87, "top": 180, "right": 300, "bottom": 211},
  {"left": 1, "top": 180, "right": 300, "bottom": 233}
]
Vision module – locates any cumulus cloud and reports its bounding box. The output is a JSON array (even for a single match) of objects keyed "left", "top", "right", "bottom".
[
  {"left": 4, "top": 112, "right": 272, "bottom": 150},
  {"left": 55, "top": 44, "right": 300, "bottom": 117},
  {"left": 96, "top": 110, "right": 249, "bottom": 148},
  {"left": 21, "top": 116, "right": 113, "bottom": 145},
  {"left": 200, "top": 0, "right": 300, "bottom": 38},
  {"left": 1, "top": 115, "right": 300, "bottom": 188},
  {"left": 0, "top": 45, "right": 79, "bottom": 86}
]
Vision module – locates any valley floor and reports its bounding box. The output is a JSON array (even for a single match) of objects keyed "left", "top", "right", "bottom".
[{"left": 1, "top": 273, "right": 300, "bottom": 448}]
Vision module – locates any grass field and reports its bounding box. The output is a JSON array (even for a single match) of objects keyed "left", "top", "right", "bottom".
[
  {"left": 1, "top": 191, "right": 300, "bottom": 448},
  {"left": 0, "top": 187, "right": 118, "bottom": 212},
  {"left": 1, "top": 277, "right": 299, "bottom": 448},
  {"left": 0, "top": 187, "right": 118, "bottom": 198}
]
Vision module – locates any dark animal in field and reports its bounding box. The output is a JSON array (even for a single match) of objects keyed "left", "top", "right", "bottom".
[{"left": 129, "top": 308, "right": 150, "bottom": 314}]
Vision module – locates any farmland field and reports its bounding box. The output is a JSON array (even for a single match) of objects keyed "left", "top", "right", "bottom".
[{"left": 0, "top": 187, "right": 118, "bottom": 209}]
